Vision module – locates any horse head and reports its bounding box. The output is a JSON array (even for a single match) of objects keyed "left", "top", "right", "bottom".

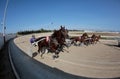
[
  {"left": 60, "top": 26, "right": 69, "bottom": 39},
  {"left": 91, "top": 34, "right": 96, "bottom": 38},
  {"left": 98, "top": 35, "right": 101, "bottom": 38},
  {"left": 82, "top": 33, "right": 88, "bottom": 39},
  {"left": 96, "top": 35, "right": 101, "bottom": 41}
]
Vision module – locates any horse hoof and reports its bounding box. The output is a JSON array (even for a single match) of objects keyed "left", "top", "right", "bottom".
[
  {"left": 56, "top": 55, "right": 59, "bottom": 58},
  {"left": 52, "top": 55, "right": 56, "bottom": 59}
]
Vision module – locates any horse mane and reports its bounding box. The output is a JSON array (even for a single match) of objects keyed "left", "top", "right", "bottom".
[{"left": 51, "top": 30, "right": 61, "bottom": 38}]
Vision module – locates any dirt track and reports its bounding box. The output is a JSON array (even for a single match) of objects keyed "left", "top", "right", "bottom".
[{"left": 14, "top": 32, "right": 120, "bottom": 78}]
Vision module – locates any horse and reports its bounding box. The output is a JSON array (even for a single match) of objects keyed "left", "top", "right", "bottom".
[
  {"left": 89, "top": 34, "right": 101, "bottom": 44},
  {"left": 94, "top": 35, "right": 101, "bottom": 44},
  {"left": 70, "top": 33, "right": 89, "bottom": 46},
  {"left": 37, "top": 26, "right": 69, "bottom": 59},
  {"left": 89, "top": 34, "right": 96, "bottom": 44}
]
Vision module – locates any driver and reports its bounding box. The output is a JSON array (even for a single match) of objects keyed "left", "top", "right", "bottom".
[{"left": 30, "top": 35, "right": 37, "bottom": 46}]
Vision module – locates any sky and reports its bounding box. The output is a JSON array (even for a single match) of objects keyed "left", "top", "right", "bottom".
[{"left": 0, "top": 0, "right": 120, "bottom": 33}]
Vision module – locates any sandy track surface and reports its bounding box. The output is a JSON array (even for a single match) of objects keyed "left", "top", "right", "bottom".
[{"left": 14, "top": 32, "right": 120, "bottom": 78}]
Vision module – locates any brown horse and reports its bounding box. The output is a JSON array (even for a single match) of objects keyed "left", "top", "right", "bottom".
[
  {"left": 37, "top": 26, "right": 69, "bottom": 58},
  {"left": 89, "top": 34, "right": 101, "bottom": 44},
  {"left": 89, "top": 34, "right": 96, "bottom": 44},
  {"left": 70, "top": 33, "right": 89, "bottom": 46},
  {"left": 94, "top": 35, "right": 101, "bottom": 44}
]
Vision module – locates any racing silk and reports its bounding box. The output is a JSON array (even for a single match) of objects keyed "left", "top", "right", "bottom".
[
  {"left": 79, "top": 36, "right": 81, "bottom": 39},
  {"left": 46, "top": 36, "right": 50, "bottom": 42},
  {"left": 30, "top": 37, "right": 36, "bottom": 43}
]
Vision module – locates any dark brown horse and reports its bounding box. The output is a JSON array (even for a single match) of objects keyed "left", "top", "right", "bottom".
[{"left": 37, "top": 26, "right": 69, "bottom": 58}]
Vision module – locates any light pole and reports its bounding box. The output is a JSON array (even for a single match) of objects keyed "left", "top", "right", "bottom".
[{"left": 2, "top": 0, "right": 9, "bottom": 44}]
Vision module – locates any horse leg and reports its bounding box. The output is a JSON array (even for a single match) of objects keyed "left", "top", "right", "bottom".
[
  {"left": 78, "top": 40, "right": 82, "bottom": 46},
  {"left": 55, "top": 50, "right": 59, "bottom": 58},
  {"left": 52, "top": 49, "right": 60, "bottom": 59},
  {"left": 80, "top": 42, "right": 84, "bottom": 46},
  {"left": 71, "top": 40, "right": 75, "bottom": 45},
  {"left": 40, "top": 53, "right": 44, "bottom": 59},
  {"left": 74, "top": 41, "right": 77, "bottom": 46},
  {"left": 40, "top": 47, "right": 47, "bottom": 59},
  {"left": 85, "top": 40, "right": 89, "bottom": 46},
  {"left": 38, "top": 46, "right": 40, "bottom": 54}
]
